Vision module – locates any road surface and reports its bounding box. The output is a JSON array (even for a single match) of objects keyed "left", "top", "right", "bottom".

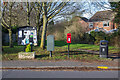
[{"left": 2, "top": 70, "right": 119, "bottom": 78}]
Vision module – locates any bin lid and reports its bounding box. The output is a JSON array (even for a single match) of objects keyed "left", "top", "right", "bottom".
[{"left": 100, "top": 40, "right": 108, "bottom": 43}]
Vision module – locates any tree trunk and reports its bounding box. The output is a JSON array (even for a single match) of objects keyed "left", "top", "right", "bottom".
[
  {"left": 40, "top": 2, "right": 48, "bottom": 49},
  {"left": 37, "top": 23, "right": 42, "bottom": 45},
  {"left": 37, "top": 26, "right": 40, "bottom": 42},
  {"left": 36, "top": 12, "right": 40, "bottom": 43},
  {"left": 27, "top": 2, "right": 30, "bottom": 26},
  {"left": 9, "top": 4, "right": 13, "bottom": 48},
  {"left": 8, "top": 29, "right": 13, "bottom": 48},
  {"left": 40, "top": 13, "right": 48, "bottom": 49},
  {"left": 27, "top": 12, "right": 30, "bottom": 26}
]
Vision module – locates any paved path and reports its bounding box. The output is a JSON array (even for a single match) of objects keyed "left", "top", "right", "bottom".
[
  {"left": 2, "top": 60, "right": 97, "bottom": 68},
  {"left": 78, "top": 49, "right": 99, "bottom": 54},
  {"left": 2, "top": 70, "right": 119, "bottom": 78},
  {"left": 2, "top": 60, "right": 119, "bottom": 68}
]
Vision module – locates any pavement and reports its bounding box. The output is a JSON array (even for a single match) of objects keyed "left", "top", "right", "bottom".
[
  {"left": 1, "top": 60, "right": 120, "bottom": 78},
  {"left": 1, "top": 60, "right": 119, "bottom": 69},
  {"left": 2, "top": 70, "right": 119, "bottom": 78}
]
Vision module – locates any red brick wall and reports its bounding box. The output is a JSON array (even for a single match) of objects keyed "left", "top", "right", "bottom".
[
  {"left": 89, "top": 21, "right": 117, "bottom": 31},
  {"left": 93, "top": 22, "right": 103, "bottom": 29}
]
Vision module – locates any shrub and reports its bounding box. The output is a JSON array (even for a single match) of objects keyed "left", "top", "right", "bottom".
[
  {"left": 95, "top": 36, "right": 105, "bottom": 45},
  {"left": 25, "top": 44, "right": 31, "bottom": 52},
  {"left": 47, "top": 16, "right": 89, "bottom": 43},
  {"left": 90, "top": 31, "right": 96, "bottom": 38},
  {"left": 47, "top": 22, "right": 65, "bottom": 41},
  {"left": 90, "top": 31, "right": 106, "bottom": 45},
  {"left": 82, "top": 33, "right": 94, "bottom": 44},
  {"left": 64, "top": 20, "right": 86, "bottom": 43},
  {"left": 89, "top": 29, "right": 120, "bottom": 47},
  {"left": 109, "top": 29, "right": 120, "bottom": 47}
]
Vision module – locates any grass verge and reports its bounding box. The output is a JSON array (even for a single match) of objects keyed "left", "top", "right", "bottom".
[{"left": 2, "top": 42, "right": 119, "bottom": 61}]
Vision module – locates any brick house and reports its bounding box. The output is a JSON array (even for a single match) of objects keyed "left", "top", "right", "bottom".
[{"left": 88, "top": 10, "right": 118, "bottom": 33}]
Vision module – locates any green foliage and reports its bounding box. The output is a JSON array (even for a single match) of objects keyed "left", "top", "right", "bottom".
[
  {"left": 109, "top": 29, "right": 120, "bottom": 47},
  {"left": 110, "top": 1, "right": 120, "bottom": 23},
  {"left": 95, "top": 36, "right": 104, "bottom": 45},
  {"left": 90, "top": 31, "right": 96, "bottom": 38},
  {"left": 2, "top": 46, "right": 24, "bottom": 54},
  {"left": 95, "top": 31, "right": 106, "bottom": 45},
  {"left": 90, "top": 30, "right": 120, "bottom": 47},
  {"left": 55, "top": 40, "right": 67, "bottom": 46},
  {"left": 82, "top": 33, "right": 94, "bottom": 44},
  {"left": 25, "top": 44, "right": 31, "bottom": 52},
  {"left": 2, "top": 26, "right": 18, "bottom": 34},
  {"left": 90, "top": 31, "right": 106, "bottom": 45},
  {"left": 12, "top": 26, "right": 18, "bottom": 34}
]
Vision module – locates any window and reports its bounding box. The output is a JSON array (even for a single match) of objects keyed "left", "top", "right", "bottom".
[
  {"left": 89, "top": 22, "right": 93, "bottom": 28},
  {"left": 103, "top": 21, "right": 109, "bottom": 27}
]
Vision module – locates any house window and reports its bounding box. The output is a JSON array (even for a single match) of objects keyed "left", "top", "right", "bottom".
[
  {"left": 89, "top": 22, "right": 93, "bottom": 28},
  {"left": 103, "top": 21, "right": 109, "bottom": 27}
]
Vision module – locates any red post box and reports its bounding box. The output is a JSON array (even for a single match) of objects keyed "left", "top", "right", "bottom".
[{"left": 67, "top": 33, "right": 71, "bottom": 43}]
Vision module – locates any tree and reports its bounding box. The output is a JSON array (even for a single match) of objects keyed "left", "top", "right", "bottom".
[
  {"left": 40, "top": 2, "right": 77, "bottom": 49},
  {"left": 110, "top": 1, "right": 120, "bottom": 24},
  {"left": 31, "top": 2, "right": 79, "bottom": 48},
  {"left": 20, "top": 2, "right": 34, "bottom": 26},
  {"left": 33, "top": 2, "right": 43, "bottom": 42},
  {"left": 110, "top": 1, "right": 120, "bottom": 48},
  {"left": 1, "top": 2, "right": 15, "bottom": 48},
  {"left": 26, "top": 2, "right": 34, "bottom": 26},
  {"left": 40, "top": 2, "right": 48, "bottom": 49}
]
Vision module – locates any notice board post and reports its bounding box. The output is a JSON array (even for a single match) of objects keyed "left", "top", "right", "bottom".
[{"left": 47, "top": 35, "right": 54, "bottom": 57}]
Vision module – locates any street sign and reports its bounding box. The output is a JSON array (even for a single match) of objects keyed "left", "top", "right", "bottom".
[{"left": 67, "top": 33, "right": 71, "bottom": 43}]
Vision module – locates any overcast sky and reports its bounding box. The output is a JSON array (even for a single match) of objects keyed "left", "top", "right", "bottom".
[
  {"left": 1, "top": 0, "right": 112, "bottom": 23},
  {"left": 83, "top": 3, "right": 111, "bottom": 19},
  {"left": 53, "top": 1, "right": 111, "bottom": 23}
]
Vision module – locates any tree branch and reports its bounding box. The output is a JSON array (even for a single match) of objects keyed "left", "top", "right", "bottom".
[{"left": 48, "top": 3, "right": 67, "bottom": 21}]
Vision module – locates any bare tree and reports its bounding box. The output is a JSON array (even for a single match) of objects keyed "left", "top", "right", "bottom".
[
  {"left": 39, "top": 2, "right": 70, "bottom": 49},
  {"left": 1, "top": 2, "right": 15, "bottom": 48},
  {"left": 26, "top": 2, "right": 33, "bottom": 26},
  {"left": 33, "top": 2, "right": 43, "bottom": 42}
]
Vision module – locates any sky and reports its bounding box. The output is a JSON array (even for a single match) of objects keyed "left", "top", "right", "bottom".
[
  {"left": 82, "top": 3, "right": 111, "bottom": 19},
  {"left": 53, "top": 1, "right": 111, "bottom": 23},
  {"left": 1, "top": 0, "right": 112, "bottom": 23}
]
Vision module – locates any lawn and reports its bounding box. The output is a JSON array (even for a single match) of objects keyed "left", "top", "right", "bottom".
[
  {"left": 2, "top": 41, "right": 120, "bottom": 61},
  {"left": 63, "top": 44, "right": 120, "bottom": 53}
]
